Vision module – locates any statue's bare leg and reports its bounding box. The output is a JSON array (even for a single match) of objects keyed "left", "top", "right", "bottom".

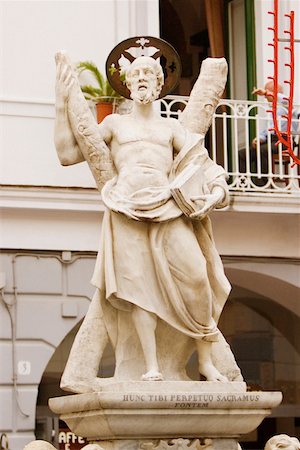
[
  {"left": 164, "top": 219, "right": 228, "bottom": 382},
  {"left": 132, "top": 306, "right": 163, "bottom": 381},
  {"left": 196, "top": 339, "right": 228, "bottom": 382}
]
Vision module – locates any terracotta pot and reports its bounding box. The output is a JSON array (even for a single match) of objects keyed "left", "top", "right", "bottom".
[{"left": 96, "top": 102, "right": 113, "bottom": 123}]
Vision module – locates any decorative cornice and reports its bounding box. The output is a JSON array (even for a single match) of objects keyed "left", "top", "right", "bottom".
[
  {"left": 1, "top": 186, "right": 299, "bottom": 215},
  {"left": 0, "top": 186, "right": 104, "bottom": 213},
  {"left": 226, "top": 192, "right": 300, "bottom": 214},
  {"left": 0, "top": 97, "right": 55, "bottom": 119}
]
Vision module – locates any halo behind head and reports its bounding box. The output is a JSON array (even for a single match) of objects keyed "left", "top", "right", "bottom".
[{"left": 106, "top": 36, "right": 181, "bottom": 99}]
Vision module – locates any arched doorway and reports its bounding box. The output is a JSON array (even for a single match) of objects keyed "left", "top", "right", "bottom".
[
  {"left": 35, "top": 318, "right": 115, "bottom": 448},
  {"left": 221, "top": 260, "right": 300, "bottom": 447}
]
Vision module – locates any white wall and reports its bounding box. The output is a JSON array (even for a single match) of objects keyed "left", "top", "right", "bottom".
[
  {"left": 1, "top": 0, "right": 159, "bottom": 100},
  {"left": 0, "top": 0, "right": 159, "bottom": 188}
]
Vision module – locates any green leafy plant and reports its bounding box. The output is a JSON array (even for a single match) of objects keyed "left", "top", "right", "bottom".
[{"left": 77, "top": 60, "right": 121, "bottom": 102}]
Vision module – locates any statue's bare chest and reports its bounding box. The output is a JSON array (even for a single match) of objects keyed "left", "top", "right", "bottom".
[{"left": 112, "top": 119, "right": 173, "bottom": 147}]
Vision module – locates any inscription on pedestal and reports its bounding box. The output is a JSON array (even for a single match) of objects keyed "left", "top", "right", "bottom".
[{"left": 122, "top": 393, "right": 260, "bottom": 409}]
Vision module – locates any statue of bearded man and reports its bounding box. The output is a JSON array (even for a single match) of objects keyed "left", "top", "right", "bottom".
[{"left": 54, "top": 49, "right": 242, "bottom": 393}]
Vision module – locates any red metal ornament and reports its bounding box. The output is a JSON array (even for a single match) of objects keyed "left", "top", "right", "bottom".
[{"left": 267, "top": 0, "right": 300, "bottom": 166}]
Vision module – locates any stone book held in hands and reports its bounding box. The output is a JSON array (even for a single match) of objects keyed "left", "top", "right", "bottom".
[{"left": 171, "top": 163, "right": 207, "bottom": 216}]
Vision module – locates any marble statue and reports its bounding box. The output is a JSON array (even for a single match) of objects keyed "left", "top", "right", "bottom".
[
  {"left": 264, "top": 434, "right": 300, "bottom": 450},
  {"left": 54, "top": 39, "right": 242, "bottom": 393}
]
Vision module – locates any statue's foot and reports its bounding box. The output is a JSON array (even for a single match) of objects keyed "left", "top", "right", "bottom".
[
  {"left": 199, "top": 363, "right": 228, "bottom": 382},
  {"left": 141, "top": 370, "right": 164, "bottom": 381}
]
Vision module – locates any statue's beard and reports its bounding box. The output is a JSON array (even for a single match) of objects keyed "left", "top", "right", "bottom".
[{"left": 130, "top": 86, "right": 158, "bottom": 104}]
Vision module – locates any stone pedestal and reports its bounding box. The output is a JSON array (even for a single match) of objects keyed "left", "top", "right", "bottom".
[{"left": 49, "top": 382, "right": 282, "bottom": 450}]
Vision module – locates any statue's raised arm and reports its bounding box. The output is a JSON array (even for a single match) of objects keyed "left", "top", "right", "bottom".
[{"left": 54, "top": 51, "right": 115, "bottom": 191}]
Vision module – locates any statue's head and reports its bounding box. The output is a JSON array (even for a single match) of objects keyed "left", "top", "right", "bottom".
[
  {"left": 125, "top": 56, "right": 164, "bottom": 104},
  {"left": 106, "top": 37, "right": 181, "bottom": 101},
  {"left": 264, "top": 434, "right": 300, "bottom": 450}
]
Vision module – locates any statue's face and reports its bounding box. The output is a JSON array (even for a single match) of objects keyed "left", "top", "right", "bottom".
[
  {"left": 125, "top": 57, "right": 163, "bottom": 104},
  {"left": 265, "top": 435, "right": 300, "bottom": 450}
]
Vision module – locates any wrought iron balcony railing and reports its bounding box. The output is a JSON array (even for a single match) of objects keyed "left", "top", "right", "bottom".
[{"left": 161, "top": 96, "right": 300, "bottom": 197}]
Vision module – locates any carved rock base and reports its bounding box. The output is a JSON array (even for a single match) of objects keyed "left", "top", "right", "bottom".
[
  {"left": 49, "top": 382, "right": 282, "bottom": 449},
  {"left": 88, "top": 438, "right": 240, "bottom": 449}
]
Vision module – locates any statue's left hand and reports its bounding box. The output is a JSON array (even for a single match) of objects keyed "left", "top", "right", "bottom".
[{"left": 190, "top": 187, "right": 224, "bottom": 220}]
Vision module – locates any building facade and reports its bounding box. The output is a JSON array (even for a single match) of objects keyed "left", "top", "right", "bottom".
[{"left": 0, "top": 1, "right": 299, "bottom": 449}]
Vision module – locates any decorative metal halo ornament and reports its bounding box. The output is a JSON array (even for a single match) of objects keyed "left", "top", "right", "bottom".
[{"left": 106, "top": 36, "right": 181, "bottom": 99}]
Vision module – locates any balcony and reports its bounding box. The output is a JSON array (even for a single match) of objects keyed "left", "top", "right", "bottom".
[
  {"left": 1, "top": 96, "right": 299, "bottom": 257},
  {"left": 161, "top": 96, "right": 300, "bottom": 198}
]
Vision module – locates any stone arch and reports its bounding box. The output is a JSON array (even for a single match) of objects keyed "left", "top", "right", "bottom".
[
  {"left": 224, "top": 260, "right": 299, "bottom": 345},
  {"left": 226, "top": 264, "right": 300, "bottom": 318},
  {"left": 223, "top": 260, "right": 300, "bottom": 351},
  {"left": 35, "top": 317, "right": 88, "bottom": 445},
  {"left": 219, "top": 259, "right": 300, "bottom": 435}
]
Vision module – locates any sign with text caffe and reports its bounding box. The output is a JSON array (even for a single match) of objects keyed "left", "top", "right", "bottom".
[{"left": 59, "top": 429, "right": 86, "bottom": 450}]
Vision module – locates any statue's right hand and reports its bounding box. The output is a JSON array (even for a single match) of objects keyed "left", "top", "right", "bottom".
[{"left": 55, "top": 51, "right": 76, "bottom": 101}]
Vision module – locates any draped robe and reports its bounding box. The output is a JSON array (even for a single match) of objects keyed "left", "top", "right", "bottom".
[{"left": 91, "top": 132, "right": 231, "bottom": 341}]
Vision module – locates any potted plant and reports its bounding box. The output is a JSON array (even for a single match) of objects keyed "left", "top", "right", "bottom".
[{"left": 77, "top": 60, "right": 122, "bottom": 123}]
